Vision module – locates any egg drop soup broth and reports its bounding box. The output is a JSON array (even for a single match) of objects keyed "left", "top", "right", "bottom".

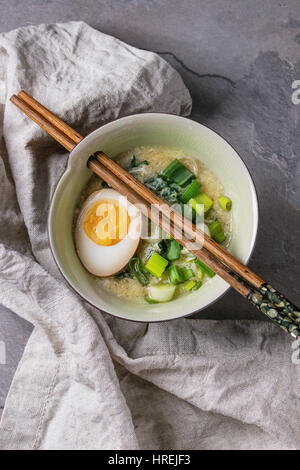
[{"left": 74, "top": 146, "right": 231, "bottom": 303}]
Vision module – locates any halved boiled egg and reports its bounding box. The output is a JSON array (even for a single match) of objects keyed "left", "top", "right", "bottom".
[{"left": 75, "top": 189, "right": 141, "bottom": 276}]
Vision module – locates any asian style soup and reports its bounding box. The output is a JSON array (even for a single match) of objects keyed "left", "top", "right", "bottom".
[{"left": 74, "top": 146, "right": 232, "bottom": 304}]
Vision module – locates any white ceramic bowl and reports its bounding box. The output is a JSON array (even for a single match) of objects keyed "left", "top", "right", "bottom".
[{"left": 48, "top": 113, "right": 258, "bottom": 322}]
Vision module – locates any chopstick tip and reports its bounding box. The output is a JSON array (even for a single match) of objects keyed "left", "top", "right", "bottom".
[
  {"left": 9, "top": 94, "right": 19, "bottom": 104},
  {"left": 87, "top": 154, "right": 97, "bottom": 168},
  {"left": 18, "top": 90, "right": 27, "bottom": 99}
]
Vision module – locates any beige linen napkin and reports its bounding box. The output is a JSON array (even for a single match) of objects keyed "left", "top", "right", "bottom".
[{"left": 0, "top": 21, "right": 299, "bottom": 450}]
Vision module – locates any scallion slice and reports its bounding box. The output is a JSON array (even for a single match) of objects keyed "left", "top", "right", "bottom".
[
  {"left": 162, "top": 159, "right": 195, "bottom": 187},
  {"left": 209, "top": 220, "right": 226, "bottom": 244},
  {"left": 180, "top": 180, "right": 202, "bottom": 203},
  {"left": 189, "top": 192, "right": 213, "bottom": 214},
  {"left": 184, "top": 280, "right": 202, "bottom": 292},
  {"left": 194, "top": 259, "right": 216, "bottom": 278},
  {"left": 168, "top": 265, "right": 184, "bottom": 285},
  {"left": 181, "top": 202, "right": 197, "bottom": 223},
  {"left": 162, "top": 159, "right": 182, "bottom": 179},
  {"left": 145, "top": 296, "right": 159, "bottom": 304},
  {"left": 196, "top": 266, "right": 204, "bottom": 281},
  {"left": 147, "top": 284, "right": 176, "bottom": 302},
  {"left": 145, "top": 252, "right": 168, "bottom": 278},
  {"left": 180, "top": 267, "right": 194, "bottom": 281},
  {"left": 218, "top": 196, "right": 232, "bottom": 211},
  {"left": 173, "top": 166, "right": 195, "bottom": 187},
  {"left": 192, "top": 281, "right": 202, "bottom": 291}
]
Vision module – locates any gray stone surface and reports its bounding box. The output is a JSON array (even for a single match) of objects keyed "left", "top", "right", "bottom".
[{"left": 0, "top": 0, "right": 299, "bottom": 408}]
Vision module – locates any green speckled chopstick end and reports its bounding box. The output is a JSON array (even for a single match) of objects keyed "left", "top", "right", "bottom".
[{"left": 248, "top": 284, "right": 300, "bottom": 339}]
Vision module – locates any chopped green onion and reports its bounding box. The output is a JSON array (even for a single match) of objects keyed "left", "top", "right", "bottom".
[
  {"left": 196, "top": 193, "right": 213, "bottom": 212},
  {"left": 145, "top": 252, "right": 168, "bottom": 278},
  {"left": 188, "top": 197, "right": 203, "bottom": 216},
  {"left": 180, "top": 267, "right": 194, "bottom": 281},
  {"left": 218, "top": 196, "right": 232, "bottom": 211},
  {"left": 162, "top": 159, "right": 195, "bottom": 187},
  {"left": 168, "top": 265, "right": 184, "bottom": 285},
  {"left": 194, "top": 259, "right": 216, "bottom": 278},
  {"left": 168, "top": 265, "right": 194, "bottom": 285},
  {"left": 165, "top": 239, "right": 181, "bottom": 261},
  {"left": 147, "top": 284, "right": 176, "bottom": 302},
  {"left": 209, "top": 220, "right": 222, "bottom": 236},
  {"left": 158, "top": 238, "right": 181, "bottom": 261},
  {"left": 192, "top": 281, "right": 202, "bottom": 291},
  {"left": 184, "top": 280, "right": 196, "bottom": 291},
  {"left": 128, "top": 257, "right": 149, "bottom": 286},
  {"left": 181, "top": 202, "right": 197, "bottom": 223},
  {"left": 214, "top": 232, "right": 226, "bottom": 243},
  {"left": 184, "top": 280, "right": 202, "bottom": 292},
  {"left": 209, "top": 220, "right": 226, "bottom": 244},
  {"left": 174, "top": 167, "right": 195, "bottom": 187},
  {"left": 162, "top": 159, "right": 182, "bottom": 179},
  {"left": 180, "top": 180, "right": 202, "bottom": 203},
  {"left": 145, "top": 296, "right": 159, "bottom": 304},
  {"left": 189, "top": 192, "right": 213, "bottom": 214},
  {"left": 196, "top": 266, "right": 204, "bottom": 281}
]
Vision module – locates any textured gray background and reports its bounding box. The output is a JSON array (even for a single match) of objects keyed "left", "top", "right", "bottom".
[{"left": 0, "top": 0, "right": 300, "bottom": 412}]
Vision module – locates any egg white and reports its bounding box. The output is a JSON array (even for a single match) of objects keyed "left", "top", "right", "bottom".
[{"left": 75, "top": 189, "right": 141, "bottom": 276}]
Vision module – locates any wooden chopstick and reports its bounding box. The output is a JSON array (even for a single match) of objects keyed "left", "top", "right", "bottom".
[
  {"left": 10, "top": 90, "right": 300, "bottom": 339},
  {"left": 88, "top": 157, "right": 250, "bottom": 297},
  {"left": 10, "top": 93, "right": 81, "bottom": 151},
  {"left": 94, "top": 151, "right": 264, "bottom": 288},
  {"left": 18, "top": 90, "right": 83, "bottom": 146},
  {"left": 9, "top": 92, "right": 260, "bottom": 293}
]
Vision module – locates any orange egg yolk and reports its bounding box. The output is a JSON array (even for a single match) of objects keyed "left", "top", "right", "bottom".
[{"left": 84, "top": 199, "right": 130, "bottom": 246}]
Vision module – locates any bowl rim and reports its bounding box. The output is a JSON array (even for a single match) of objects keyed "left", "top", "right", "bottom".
[{"left": 48, "top": 112, "right": 259, "bottom": 323}]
